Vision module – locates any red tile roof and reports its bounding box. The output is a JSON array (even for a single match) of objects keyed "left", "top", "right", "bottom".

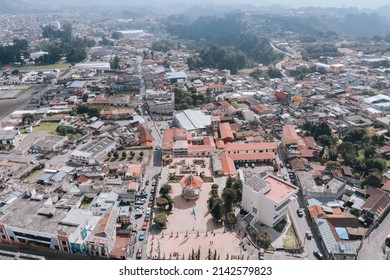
[
  {"left": 163, "top": 128, "right": 188, "bottom": 149},
  {"left": 138, "top": 123, "right": 153, "bottom": 146},
  {"left": 283, "top": 125, "right": 299, "bottom": 143},
  {"left": 219, "top": 122, "right": 234, "bottom": 141},
  {"left": 221, "top": 154, "right": 237, "bottom": 176},
  {"left": 251, "top": 104, "right": 271, "bottom": 114},
  {"left": 228, "top": 152, "right": 276, "bottom": 161},
  {"left": 303, "top": 136, "right": 318, "bottom": 149},
  {"left": 224, "top": 142, "right": 277, "bottom": 152},
  {"left": 180, "top": 175, "right": 204, "bottom": 190}
]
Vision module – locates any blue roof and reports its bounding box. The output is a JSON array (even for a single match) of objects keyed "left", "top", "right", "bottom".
[{"left": 335, "top": 227, "right": 349, "bottom": 240}]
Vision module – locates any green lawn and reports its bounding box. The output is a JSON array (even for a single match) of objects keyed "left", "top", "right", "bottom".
[
  {"left": 33, "top": 122, "right": 58, "bottom": 134},
  {"left": 10, "top": 62, "right": 72, "bottom": 71}
]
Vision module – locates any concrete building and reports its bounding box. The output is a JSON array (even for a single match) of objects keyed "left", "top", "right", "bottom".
[
  {"left": 241, "top": 174, "right": 298, "bottom": 227},
  {"left": 71, "top": 136, "right": 116, "bottom": 165},
  {"left": 0, "top": 195, "right": 87, "bottom": 254},
  {"left": 0, "top": 164, "right": 13, "bottom": 182},
  {"left": 86, "top": 207, "right": 120, "bottom": 258},
  {"left": 162, "top": 128, "right": 190, "bottom": 157},
  {"left": 31, "top": 135, "right": 67, "bottom": 153},
  {"left": 0, "top": 127, "right": 20, "bottom": 145},
  {"left": 146, "top": 90, "right": 175, "bottom": 114}
]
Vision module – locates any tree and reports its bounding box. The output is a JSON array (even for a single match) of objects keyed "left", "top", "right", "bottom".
[
  {"left": 112, "top": 31, "right": 123, "bottom": 40},
  {"left": 113, "top": 151, "right": 119, "bottom": 158},
  {"left": 222, "top": 188, "right": 237, "bottom": 212},
  {"left": 362, "top": 172, "right": 382, "bottom": 188},
  {"left": 154, "top": 213, "right": 168, "bottom": 228},
  {"left": 156, "top": 197, "right": 169, "bottom": 210},
  {"left": 22, "top": 113, "right": 34, "bottom": 125},
  {"left": 317, "top": 135, "right": 334, "bottom": 147},
  {"left": 140, "top": 151, "right": 144, "bottom": 157},
  {"left": 364, "top": 146, "right": 376, "bottom": 159},
  {"left": 225, "top": 176, "right": 234, "bottom": 189},
  {"left": 58, "top": 127, "right": 67, "bottom": 136},
  {"left": 110, "top": 56, "right": 120, "bottom": 69},
  {"left": 11, "top": 69, "right": 19, "bottom": 75},
  {"left": 100, "top": 36, "right": 113, "bottom": 46},
  {"left": 160, "top": 184, "right": 172, "bottom": 197},
  {"left": 326, "top": 161, "right": 341, "bottom": 171},
  {"left": 313, "top": 122, "right": 332, "bottom": 139},
  {"left": 365, "top": 158, "right": 387, "bottom": 173},
  {"left": 82, "top": 93, "right": 89, "bottom": 103},
  {"left": 226, "top": 212, "right": 237, "bottom": 226},
  {"left": 211, "top": 201, "right": 222, "bottom": 221},
  {"left": 342, "top": 128, "right": 367, "bottom": 144},
  {"left": 107, "top": 151, "right": 112, "bottom": 157},
  {"left": 121, "top": 151, "right": 127, "bottom": 158}
]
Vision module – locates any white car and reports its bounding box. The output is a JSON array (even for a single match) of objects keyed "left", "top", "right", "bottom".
[{"left": 146, "top": 207, "right": 151, "bottom": 215}]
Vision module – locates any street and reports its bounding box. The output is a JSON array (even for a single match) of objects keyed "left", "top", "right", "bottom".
[{"left": 358, "top": 211, "right": 390, "bottom": 260}]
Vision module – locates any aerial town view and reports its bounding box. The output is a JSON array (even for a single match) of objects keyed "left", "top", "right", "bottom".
[{"left": 1, "top": 0, "right": 390, "bottom": 261}]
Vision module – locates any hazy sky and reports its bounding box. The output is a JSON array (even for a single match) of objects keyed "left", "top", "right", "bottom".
[{"left": 25, "top": 0, "right": 390, "bottom": 9}]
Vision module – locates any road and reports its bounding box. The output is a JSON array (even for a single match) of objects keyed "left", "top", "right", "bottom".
[
  {"left": 288, "top": 199, "right": 321, "bottom": 260},
  {"left": 129, "top": 56, "right": 166, "bottom": 259},
  {"left": 0, "top": 84, "right": 47, "bottom": 120},
  {"left": 358, "top": 212, "right": 390, "bottom": 260},
  {"left": 276, "top": 145, "right": 320, "bottom": 259}
]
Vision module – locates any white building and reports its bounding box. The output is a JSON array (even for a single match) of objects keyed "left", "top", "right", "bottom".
[
  {"left": 74, "top": 62, "right": 111, "bottom": 71},
  {"left": 71, "top": 137, "right": 116, "bottom": 165},
  {"left": 173, "top": 109, "right": 211, "bottom": 134},
  {"left": 0, "top": 127, "right": 20, "bottom": 145},
  {"left": 241, "top": 174, "right": 297, "bottom": 227}
]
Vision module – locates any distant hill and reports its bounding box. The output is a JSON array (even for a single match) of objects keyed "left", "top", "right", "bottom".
[
  {"left": 376, "top": 5, "right": 390, "bottom": 19},
  {"left": 0, "top": 0, "right": 28, "bottom": 12}
]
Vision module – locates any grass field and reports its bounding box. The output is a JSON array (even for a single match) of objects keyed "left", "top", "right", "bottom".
[
  {"left": 10, "top": 62, "right": 72, "bottom": 71},
  {"left": 33, "top": 122, "right": 58, "bottom": 134}
]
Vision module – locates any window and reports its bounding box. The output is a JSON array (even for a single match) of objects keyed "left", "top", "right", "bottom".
[
  {"left": 0, "top": 229, "right": 3, "bottom": 234},
  {"left": 10, "top": 236, "right": 14, "bottom": 241},
  {"left": 61, "top": 240, "right": 68, "bottom": 246},
  {"left": 54, "top": 245, "right": 59, "bottom": 250},
  {"left": 1, "top": 234, "right": 6, "bottom": 240},
  {"left": 63, "top": 247, "right": 69, "bottom": 252}
]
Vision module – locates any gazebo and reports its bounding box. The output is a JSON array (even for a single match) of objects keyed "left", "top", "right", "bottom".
[{"left": 179, "top": 174, "right": 203, "bottom": 200}]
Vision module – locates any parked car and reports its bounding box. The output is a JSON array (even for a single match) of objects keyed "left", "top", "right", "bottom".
[
  {"left": 139, "top": 231, "right": 145, "bottom": 241},
  {"left": 305, "top": 231, "right": 312, "bottom": 240},
  {"left": 144, "top": 214, "right": 150, "bottom": 222},
  {"left": 136, "top": 248, "right": 142, "bottom": 259},
  {"left": 145, "top": 180, "right": 149, "bottom": 186},
  {"left": 142, "top": 221, "right": 148, "bottom": 230},
  {"left": 297, "top": 208, "right": 304, "bottom": 217},
  {"left": 313, "top": 251, "right": 324, "bottom": 260},
  {"left": 146, "top": 207, "right": 151, "bottom": 215}
]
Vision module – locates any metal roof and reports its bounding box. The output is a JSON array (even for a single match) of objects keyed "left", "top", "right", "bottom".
[{"left": 335, "top": 227, "right": 349, "bottom": 240}]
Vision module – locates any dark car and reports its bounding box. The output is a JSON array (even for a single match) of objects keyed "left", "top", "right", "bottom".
[
  {"left": 136, "top": 248, "right": 142, "bottom": 259},
  {"left": 313, "top": 251, "right": 324, "bottom": 260},
  {"left": 297, "top": 208, "right": 304, "bottom": 217}
]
